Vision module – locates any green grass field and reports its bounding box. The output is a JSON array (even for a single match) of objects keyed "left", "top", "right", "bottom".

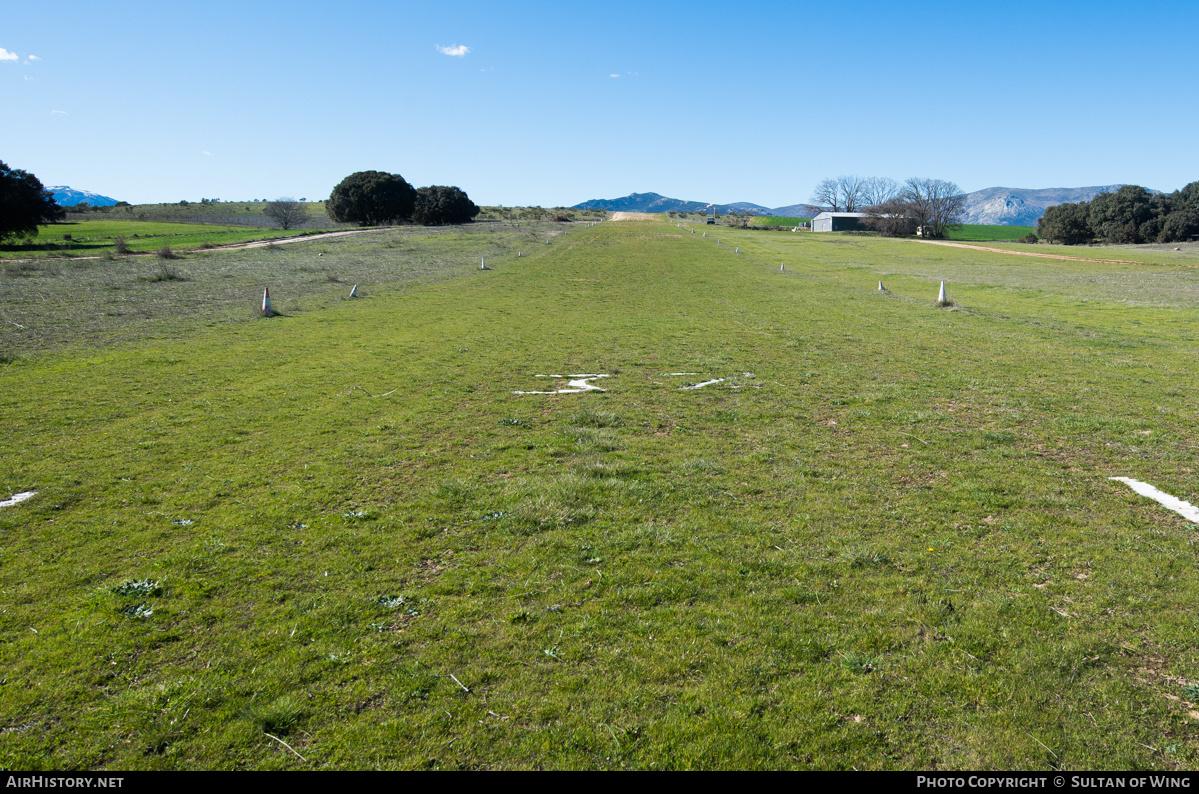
[
  {"left": 3, "top": 219, "right": 1199, "bottom": 770},
  {"left": 0, "top": 219, "right": 344, "bottom": 260},
  {"left": 945, "top": 224, "right": 1037, "bottom": 242},
  {"left": 750, "top": 216, "right": 810, "bottom": 227}
]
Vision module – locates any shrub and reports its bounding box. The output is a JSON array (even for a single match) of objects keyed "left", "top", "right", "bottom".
[
  {"left": 1017, "top": 232, "right": 1039, "bottom": 244},
  {"left": 113, "top": 236, "right": 128, "bottom": 255}
]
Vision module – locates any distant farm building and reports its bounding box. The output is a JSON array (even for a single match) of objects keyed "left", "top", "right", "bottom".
[
  {"left": 811, "top": 212, "right": 871, "bottom": 232},
  {"left": 811, "top": 211, "right": 916, "bottom": 234}
]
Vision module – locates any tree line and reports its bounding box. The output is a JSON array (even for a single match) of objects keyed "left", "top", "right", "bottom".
[
  {"left": 325, "top": 171, "right": 478, "bottom": 227},
  {"left": 1037, "top": 183, "right": 1199, "bottom": 245},
  {"left": 0, "top": 161, "right": 482, "bottom": 244},
  {"left": 811, "top": 175, "right": 966, "bottom": 238}
]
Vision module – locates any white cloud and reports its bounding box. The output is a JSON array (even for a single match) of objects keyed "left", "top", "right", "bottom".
[
  {"left": 202, "top": 150, "right": 211, "bottom": 156},
  {"left": 609, "top": 74, "right": 620, "bottom": 78},
  {"left": 27, "top": 54, "right": 39, "bottom": 60},
  {"left": 436, "top": 44, "right": 470, "bottom": 57},
  {"left": 50, "top": 110, "right": 67, "bottom": 115},
  {"left": 0, "top": 48, "right": 17, "bottom": 62}
]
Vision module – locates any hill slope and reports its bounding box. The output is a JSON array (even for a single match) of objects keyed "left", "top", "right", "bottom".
[
  {"left": 573, "top": 192, "right": 773, "bottom": 216},
  {"left": 960, "top": 185, "right": 1131, "bottom": 226}
]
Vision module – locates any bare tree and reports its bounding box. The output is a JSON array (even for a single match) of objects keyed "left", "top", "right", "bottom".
[
  {"left": 864, "top": 198, "right": 916, "bottom": 236},
  {"left": 861, "top": 176, "right": 900, "bottom": 207},
  {"left": 810, "top": 175, "right": 865, "bottom": 212},
  {"left": 263, "top": 198, "right": 309, "bottom": 230},
  {"left": 901, "top": 178, "right": 965, "bottom": 238}
]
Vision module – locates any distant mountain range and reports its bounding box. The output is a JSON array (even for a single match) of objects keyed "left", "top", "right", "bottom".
[
  {"left": 50, "top": 186, "right": 121, "bottom": 207},
  {"left": 572, "top": 192, "right": 777, "bottom": 217},
  {"left": 574, "top": 186, "right": 1149, "bottom": 226}
]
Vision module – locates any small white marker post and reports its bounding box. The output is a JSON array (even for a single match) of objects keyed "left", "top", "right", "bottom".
[
  {"left": 735, "top": 247, "right": 739, "bottom": 253},
  {"left": 937, "top": 281, "right": 948, "bottom": 305},
  {"left": 780, "top": 263, "right": 785, "bottom": 271},
  {"left": 349, "top": 284, "right": 357, "bottom": 298},
  {"left": 518, "top": 251, "right": 522, "bottom": 257},
  {"left": 878, "top": 281, "right": 885, "bottom": 291},
  {"left": 481, "top": 257, "right": 487, "bottom": 270},
  {"left": 261, "top": 287, "right": 273, "bottom": 317},
  {"left": 703, "top": 232, "right": 706, "bottom": 237}
]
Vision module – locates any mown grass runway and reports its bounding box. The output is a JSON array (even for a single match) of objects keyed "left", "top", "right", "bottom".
[{"left": 2, "top": 219, "right": 1199, "bottom": 769}]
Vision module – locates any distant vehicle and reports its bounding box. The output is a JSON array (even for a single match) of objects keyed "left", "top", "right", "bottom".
[{"left": 706, "top": 204, "right": 717, "bottom": 224}]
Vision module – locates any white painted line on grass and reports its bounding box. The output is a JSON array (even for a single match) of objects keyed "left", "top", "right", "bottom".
[
  {"left": 679, "top": 378, "right": 726, "bottom": 390},
  {"left": 1109, "top": 477, "right": 1199, "bottom": 523},
  {"left": 514, "top": 374, "right": 609, "bottom": 395},
  {"left": 0, "top": 491, "right": 36, "bottom": 508}
]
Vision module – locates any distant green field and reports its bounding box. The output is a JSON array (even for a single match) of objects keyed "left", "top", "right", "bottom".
[
  {"left": 946, "top": 224, "right": 1037, "bottom": 242},
  {"left": 0, "top": 219, "right": 339, "bottom": 259},
  {"left": 750, "top": 216, "right": 809, "bottom": 227},
  {"left": 72, "top": 201, "right": 330, "bottom": 223}
]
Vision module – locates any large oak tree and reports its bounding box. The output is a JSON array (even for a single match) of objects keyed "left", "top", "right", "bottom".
[
  {"left": 0, "top": 161, "right": 65, "bottom": 243},
  {"left": 326, "top": 171, "right": 416, "bottom": 226}
]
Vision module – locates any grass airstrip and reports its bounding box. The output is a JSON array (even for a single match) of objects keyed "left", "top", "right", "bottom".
[{"left": 2, "top": 217, "right": 1199, "bottom": 770}]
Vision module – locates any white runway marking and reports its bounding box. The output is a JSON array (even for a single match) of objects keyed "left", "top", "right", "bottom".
[
  {"left": 514, "top": 374, "right": 609, "bottom": 395},
  {"left": 0, "top": 491, "right": 36, "bottom": 508},
  {"left": 1110, "top": 477, "right": 1199, "bottom": 523},
  {"left": 679, "top": 378, "right": 726, "bottom": 390}
]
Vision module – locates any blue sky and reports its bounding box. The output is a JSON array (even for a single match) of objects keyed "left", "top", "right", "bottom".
[{"left": 4, "top": 0, "right": 1197, "bottom": 207}]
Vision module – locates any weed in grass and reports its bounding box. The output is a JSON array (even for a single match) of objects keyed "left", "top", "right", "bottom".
[
  {"left": 839, "top": 545, "right": 890, "bottom": 569},
  {"left": 112, "top": 579, "right": 162, "bottom": 597},
  {"left": 498, "top": 417, "right": 526, "bottom": 426},
  {"left": 119, "top": 603, "right": 154, "bottom": 619},
  {"left": 841, "top": 652, "right": 878, "bottom": 674},
  {"left": 156, "top": 245, "right": 176, "bottom": 259},
  {"left": 570, "top": 408, "right": 622, "bottom": 427},
  {"left": 436, "top": 479, "right": 476, "bottom": 509},
  {"left": 113, "top": 236, "right": 128, "bottom": 255},
  {"left": 375, "top": 595, "right": 405, "bottom": 609},
  {"left": 1182, "top": 683, "right": 1199, "bottom": 702},
  {"left": 145, "top": 259, "right": 186, "bottom": 282},
  {"left": 244, "top": 695, "right": 303, "bottom": 736}
]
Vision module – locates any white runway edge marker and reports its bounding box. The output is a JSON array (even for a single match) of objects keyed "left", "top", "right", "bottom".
[
  {"left": 937, "top": 281, "right": 948, "bottom": 304},
  {"left": 261, "top": 287, "right": 273, "bottom": 316},
  {"left": 514, "top": 374, "right": 610, "bottom": 395},
  {"left": 349, "top": 284, "right": 357, "bottom": 298},
  {"left": 0, "top": 491, "right": 36, "bottom": 508},
  {"left": 1110, "top": 477, "right": 1199, "bottom": 523},
  {"left": 878, "top": 281, "right": 885, "bottom": 290}
]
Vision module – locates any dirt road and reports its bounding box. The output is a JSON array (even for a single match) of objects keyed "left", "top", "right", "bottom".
[{"left": 915, "top": 239, "right": 1137, "bottom": 265}]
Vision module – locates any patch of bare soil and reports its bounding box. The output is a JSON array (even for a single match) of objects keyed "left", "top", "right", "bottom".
[{"left": 609, "top": 212, "right": 658, "bottom": 222}]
